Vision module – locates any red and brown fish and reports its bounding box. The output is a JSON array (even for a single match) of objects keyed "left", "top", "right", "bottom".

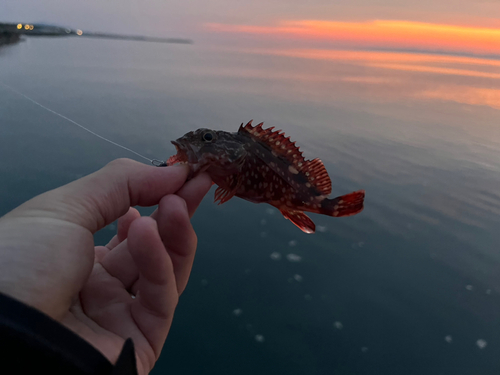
[{"left": 167, "top": 121, "right": 365, "bottom": 233}]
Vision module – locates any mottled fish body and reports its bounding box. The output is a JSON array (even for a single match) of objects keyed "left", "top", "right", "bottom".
[{"left": 167, "top": 121, "right": 365, "bottom": 233}]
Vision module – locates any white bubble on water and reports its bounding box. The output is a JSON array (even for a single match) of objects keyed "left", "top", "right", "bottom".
[
  {"left": 260, "top": 231, "right": 268, "bottom": 238},
  {"left": 201, "top": 279, "right": 208, "bottom": 286},
  {"left": 255, "top": 334, "right": 265, "bottom": 343},
  {"left": 232, "top": 308, "right": 243, "bottom": 317},
  {"left": 304, "top": 294, "right": 312, "bottom": 301},
  {"left": 270, "top": 252, "right": 282, "bottom": 260},
  {"left": 465, "top": 285, "right": 474, "bottom": 291},
  {"left": 486, "top": 289, "right": 491, "bottom": 295},
  {"left": 351, "top": 241, "right": 366, "bottom": 249},
  {"left": 444, "top": 335, "right": 453, "bottom": 343},
  {"left": 288, "top": 240, "right": 297, "bottom": 247},
  {"left": 333, "top": 321, "right": 343, "bottom": 330},
  {"left": 476, "top": 339, "right": 487, "bottom": 349},
  {"left": 286, "top": 253, "right": 302, "bottom": 262},
  {"left": 266, "top": 208, "right": 275, "bottom": 215},
  {"left": 361, "top": 347, "right": 368, "bottom": 353},
  {"left": 317, "top": 225, "right": 327, "bottom": 233},
  {"left": 260, "top": 218, "right": 267, "bottom": 225},
  {"left": 293, "top": 274, "right": 303, "bottom": 282}
]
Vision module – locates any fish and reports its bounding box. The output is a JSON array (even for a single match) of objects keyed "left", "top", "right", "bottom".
[{"left": 167, "top": 120, "right": 365, "bottom": 233}]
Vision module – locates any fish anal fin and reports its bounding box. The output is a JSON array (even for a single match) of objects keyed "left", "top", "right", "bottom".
[
  {"left": 238, "top": 120, "right": 305, "bottom": 166},
  {"left": 279, "top": 208, "right": 316, "bottom": 234}
]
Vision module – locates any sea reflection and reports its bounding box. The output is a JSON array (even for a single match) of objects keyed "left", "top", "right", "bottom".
[
  {"left": 1, "top": 27, "right": 500, "bottom": 374},
  {"left": 421, "top": 87, "right": 500, "bottom": 109},
  {"left": 204, "top": 47, "right": 500, "bottom": 111}
]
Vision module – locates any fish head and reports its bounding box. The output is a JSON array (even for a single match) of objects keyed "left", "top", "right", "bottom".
[{"left": 167, "top": 128, "right": 246, "bottom": 174}]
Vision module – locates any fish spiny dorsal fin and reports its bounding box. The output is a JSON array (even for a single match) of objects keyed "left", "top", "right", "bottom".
[
  {"left": 238, "top": 120, "right": 306, "bottom": 167},
  {"left": 302, "top": 158, "right": 332, "bottom": 195},
  {"left": 238, "top": 120, "right": 331, "bottom": 194}
]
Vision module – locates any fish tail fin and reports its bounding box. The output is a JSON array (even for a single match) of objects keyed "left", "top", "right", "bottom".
[
  {"left": 280, "top": 209, "right": 316, "bottom": 234},
  {"left": 322, "top": 190, "right": 365, "bottom": 217}
]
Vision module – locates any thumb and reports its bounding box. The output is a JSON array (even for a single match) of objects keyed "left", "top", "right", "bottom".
[{"left": 7, "top": 158, "right": 190, "bottom": 233}]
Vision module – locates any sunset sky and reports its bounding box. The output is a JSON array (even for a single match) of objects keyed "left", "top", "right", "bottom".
[
  {"left": 3, "top": 0, "right": 500, "bottom": 43},
  {"left": 206, "top": 19, "right": 500, "bottom": 56}
]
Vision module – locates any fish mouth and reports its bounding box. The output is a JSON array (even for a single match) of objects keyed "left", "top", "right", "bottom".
[
  {"left": 166, "top": 140, "right": 199, "bottom": 166},
  {"left": 166, "top": 141, "right": 188, "bottom": 166}
]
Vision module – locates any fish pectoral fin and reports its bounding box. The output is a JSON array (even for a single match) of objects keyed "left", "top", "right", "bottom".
[
  {"left": 214, "top": 182, "right": 242, "bottom": 205},
  {"left": 214, "top": 186, "right": 235, "bottom": 205},
  {"left": 279, "top": 208, "right": 316, "bottom": 234},
  {"left": 214, "top": 174, "right": 244, "bottom": 205}
]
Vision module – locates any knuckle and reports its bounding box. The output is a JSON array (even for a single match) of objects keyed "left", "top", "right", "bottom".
[{"left": 106, "top": 158, "right": 137, "bottom": 170}]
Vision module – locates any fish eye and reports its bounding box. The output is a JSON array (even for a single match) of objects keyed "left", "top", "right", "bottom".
[{"left": 202, "top": 132, "right": 214, "bottom": 142}]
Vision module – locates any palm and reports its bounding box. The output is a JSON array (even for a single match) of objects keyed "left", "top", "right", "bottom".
[
  {"left": 63, "top": 241, "right": 166, "bottom": 374},
  {"left": 61, "top": 178, "right": 209, "bottom": 375}
]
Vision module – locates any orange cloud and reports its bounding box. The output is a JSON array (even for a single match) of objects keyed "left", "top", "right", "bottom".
[{"left": 206, "top": 20, "right": 500, "bottom": 55}]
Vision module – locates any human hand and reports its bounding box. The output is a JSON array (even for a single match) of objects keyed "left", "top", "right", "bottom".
[{"left": 0, "top": 158, "right": 212, "bottom": 374}]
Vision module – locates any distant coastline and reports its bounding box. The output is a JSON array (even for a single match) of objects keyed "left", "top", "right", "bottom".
[
  {"left": 0, "top": 33, "right": 21, "bottom": 47},
  {"left": 0, "top": 22, "right": 192, "bottom": 48}
]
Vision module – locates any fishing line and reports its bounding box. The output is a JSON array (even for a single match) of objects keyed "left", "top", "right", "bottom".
[{"left": 1, "top": 81, "right": 164, "bottom": 165}]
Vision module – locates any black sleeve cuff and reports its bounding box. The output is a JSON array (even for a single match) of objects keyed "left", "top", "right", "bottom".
[{"left": 0, "top": 292, "right": 137, "bottom": 375}]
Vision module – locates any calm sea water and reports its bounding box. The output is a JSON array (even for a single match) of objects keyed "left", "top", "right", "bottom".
[{"left": 1, "top": 38, "right": 500, "bottom": 374}]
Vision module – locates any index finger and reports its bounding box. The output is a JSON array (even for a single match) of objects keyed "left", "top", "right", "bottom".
[{"left": 9, "top": 159, "right": 190, "bottom": 234}]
